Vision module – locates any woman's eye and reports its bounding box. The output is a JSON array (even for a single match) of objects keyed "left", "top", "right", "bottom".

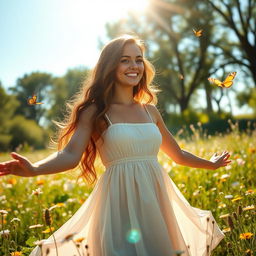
[
  {"left": 136, "top": 59, "right": 143, "bottom": 63},
  {"left": 121, "top": 59, "right": 129, "bottom": 63}
]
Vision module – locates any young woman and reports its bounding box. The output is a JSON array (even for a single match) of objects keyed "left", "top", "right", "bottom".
[{"left": 0, "top": 35, "right": 230, "bottom": 256}]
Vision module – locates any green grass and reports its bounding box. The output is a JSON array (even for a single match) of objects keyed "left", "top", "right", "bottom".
[{"left": 0, "top": 124, "right": 255, "bottom": 256}]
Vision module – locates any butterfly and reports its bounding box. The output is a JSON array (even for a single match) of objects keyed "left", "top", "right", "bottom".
[
  {"left": 208, "top": 72, "right": 237, "bottom": 88},
  {"left": 193, "top": 29, "right": 203, "bottom": 37},
  {"left": 27, "top": 94, "right": 43, "bottom": 105}
]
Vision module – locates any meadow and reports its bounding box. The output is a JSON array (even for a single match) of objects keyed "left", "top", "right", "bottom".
[{"left": 0, "top": 121, "right": 255, "bottom": 256}]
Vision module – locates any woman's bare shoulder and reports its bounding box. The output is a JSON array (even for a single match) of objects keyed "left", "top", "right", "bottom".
[
  {"left": 144, "top": 103, "right": 162, "bottom": 124},
  {"left": 79, "top": 103, "right": 98, "bottom": 125}
]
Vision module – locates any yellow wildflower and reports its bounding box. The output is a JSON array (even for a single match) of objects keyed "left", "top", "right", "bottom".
[
  {"left": 10, "top": 252, "right": 22, "bottom": 256},
  {"left": 219, "top": 213, "right": 230, "bottom": 219},
  {"left": 36, "top": 180, "right": 45, "bottom": 186},
  {"left": 222, "top": 227, "right": 231, "bottom": 233},
  {"left": 243, "top": 205, "right": 255, "bottom": 211},
  {"left": 42, "top": 227, "right": 55, "bottom": 233},
  {"left": 56, "top": 203, "right": 65, "bottom": 207},
  {"left": 231, "top": 196, "right": 243, "bottom": 202},
  {"left": 248, "top": 148, "right": 256, "bottom": 154},
  {"left": 218, "top": 203, "right": 226, "bottom": 209},
  {"left": 7, "top": 178, "right": 17, "bottom": 185},
  {"left": 239, "top": 232, "right": 254, "bottom": 240}
]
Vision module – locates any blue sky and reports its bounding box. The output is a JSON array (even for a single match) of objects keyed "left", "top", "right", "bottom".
[
  {"left": 0, "top": 0, "right": 253, "bottom": 115},
  {"left": 0, "top": 0, "right": 134, "bottom": 88}
]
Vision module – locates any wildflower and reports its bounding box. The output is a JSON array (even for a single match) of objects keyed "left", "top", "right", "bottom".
[
  {"left": 63, "top": 182, "right": 74, "bottom": 191},
  {"left": 32, "top": 188, "right": 43, "bottom": 196},
  {"left": 231, "top": 196, "right": 243, "bottom": 202},
  {"left": 220, "top": 174, "right": 230, "bottom": 179},
  {"left": 193, "top": 190, "right": 200, "bottom": 196},
  {"left": 42, "top": 227, "right": 55, "bottom": 233},
  {"left": 0, "top": 209, "right": 8, "bottom": 215},
  {"left": 36, "top": 179, "right": 45, "bottom": 186},
  {"left": 10, "top": 217, "right": 21, "bottom": 223},
  {"left": 56, "top": 202, "right": 65, "bottom": 207},
  {"left": 178, "top": 183, "right": 185, "bottom": 189},
  {"left": 213, "top": 172, "right": 218, "bottom": 177},
  {"left": 225, "top": 195, "right": 233, "bottom": 199},
  {"left": 225, "top": 165, "right": 232, "bottom": 170},
  {"left": 49, "top": 203, "right": 65, "bottom": 211},
  {"left": 248, "top": 148, "right": 255, "bottom": 153},
  {"left": 29, "top": 224, "right": 44, "bottom": 229},
  {"left": 222, "top": 227, "right": 231, "bottom": 233},
  {"left": 219, "top": 213, "right": 230, "bottom": 219},
  {"left": 0, "top": 229, "right": 10, "bottom": 237},
  {"left": 218, "top": 203, "right": 226, "bottom": 209},
  {"left": 236, "top": 158, "right": 245, "bottom": 165},
  {"left": 245, "top": 189, "right": 254, "bottom": 195},
  {"left": 243, "top": 205, "right": 255, "bottom": 211},
  {"left": 239, "top": 232, "right": 254, "bottom": 240},
  {"left": 7, "top": 178, "right": 17, "bottom": 185},
  {"left": 10, "top": 252, "right": 22, "bottom": 256}
]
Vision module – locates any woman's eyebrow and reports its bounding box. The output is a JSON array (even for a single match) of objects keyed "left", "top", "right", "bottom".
[{"left": 121, "top": 55, "right": 143, "bottom": 58}]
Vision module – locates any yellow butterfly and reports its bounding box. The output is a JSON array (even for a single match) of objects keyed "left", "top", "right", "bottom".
[
  {"left": 27, "top": 94, "right": 43, "bottom": 105},
  {"left": 193, "top": 29, "right": 203, "bottom": 37},
  {"left": 208, "top": 72, "right": 237, "bottom": 88}
]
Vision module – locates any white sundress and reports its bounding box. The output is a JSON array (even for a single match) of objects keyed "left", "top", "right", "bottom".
[{"left": 29, "top": 104, "right": 225, "bottom": 256}]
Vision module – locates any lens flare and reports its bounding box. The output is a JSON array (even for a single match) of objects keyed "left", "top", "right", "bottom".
[{"left": 126, "top": 228, "right": 141, "bottom": 244}]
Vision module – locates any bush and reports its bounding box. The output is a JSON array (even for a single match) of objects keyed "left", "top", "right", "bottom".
[{"left": 8, "top": 115, "right": 48, "bottom": 151}]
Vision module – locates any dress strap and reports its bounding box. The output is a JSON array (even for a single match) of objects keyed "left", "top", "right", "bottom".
[
  {"left": 105, "top": 113, "right": 112, "bottom": 125},
  {"left": 143, "top": 104, "right": 154, "bottom": 123}
]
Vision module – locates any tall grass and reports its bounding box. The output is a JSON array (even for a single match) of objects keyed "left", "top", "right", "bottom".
[{"left": 0, "top": 121, "right": 255, "bottom": 255}]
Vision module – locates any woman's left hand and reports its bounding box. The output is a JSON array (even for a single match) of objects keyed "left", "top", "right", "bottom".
[{"left": 210, "top": 150, "right": 231, "bottom": 169}]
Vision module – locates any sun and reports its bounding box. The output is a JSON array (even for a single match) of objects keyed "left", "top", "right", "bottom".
[
  {"left": 114, "top": 0, "right": 150, "bottom": 14},
  {"left": 93, "top": 0, "right": 150, "bottom": 21}
]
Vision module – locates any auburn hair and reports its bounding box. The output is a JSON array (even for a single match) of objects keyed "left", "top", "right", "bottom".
[{"left": 50, "top": 34, "right": 161, "bottom": 188}]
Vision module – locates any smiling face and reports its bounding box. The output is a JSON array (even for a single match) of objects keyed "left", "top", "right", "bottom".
[{"left": 115, "top": 42, "right": 144, "bottom": 88}]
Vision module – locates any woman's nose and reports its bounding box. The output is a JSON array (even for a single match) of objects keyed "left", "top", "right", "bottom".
[{"left": 129, "top": 60, "right": 138, "bottom": 69}]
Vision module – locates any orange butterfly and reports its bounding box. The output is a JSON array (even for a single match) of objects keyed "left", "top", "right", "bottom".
[
  {"left": 208, "top": 72, "right": 237, "bottom": 88},
  {"left": 193, "top": 29, "right": 203, "bottom": 37},
  {"left": 27, "top": 94, "right": 43, "bottom": 105}
]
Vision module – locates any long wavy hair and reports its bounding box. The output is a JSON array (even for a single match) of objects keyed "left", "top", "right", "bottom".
[{"left": 51, "top": 34, "right": 161, "bottom": 187}]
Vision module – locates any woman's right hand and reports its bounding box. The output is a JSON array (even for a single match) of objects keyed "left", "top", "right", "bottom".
[{"left": 0, "top": 152, "right": 36, "bottom": 177}]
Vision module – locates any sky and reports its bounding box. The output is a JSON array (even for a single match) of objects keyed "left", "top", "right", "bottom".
[
  {"left": 0, "top": 0, "right": 148, "bottom": 88},
  {"left": 0, "top": 0, "right": 253, "bottom": 116}
]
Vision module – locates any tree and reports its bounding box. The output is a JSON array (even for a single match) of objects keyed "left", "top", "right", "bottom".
[
  {"left": 206, "top": 0, "right": 256, "bottom": 86},
  {"left": 46, "top": 67, "right": 90, "bottom": 130},
  {"left": 9, "top": 72, "right": 52, "bottom": 124},
  {"left": 105, "top": 0, "right": 217, "bottom": 114}
]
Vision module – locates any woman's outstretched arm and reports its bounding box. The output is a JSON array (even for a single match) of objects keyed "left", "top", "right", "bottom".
[
  {"left": 0, "top": 104, "right": 97, "bottom": 177},
  {"left": 148, "top": 104, "right": 231, "bottom": 170}
]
